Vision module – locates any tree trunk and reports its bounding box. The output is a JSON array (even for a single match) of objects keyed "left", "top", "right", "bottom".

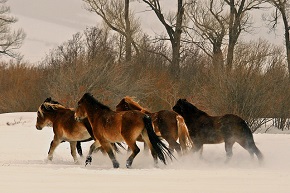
[
  {"left": 170, "top": 0, "right": 183, "bottom": 81},
  {"left": 125, "top": 0, "right": 132, "bottom": 62},
  {"left": 281, "top": 9, "right": 290, "bottom": 79}
]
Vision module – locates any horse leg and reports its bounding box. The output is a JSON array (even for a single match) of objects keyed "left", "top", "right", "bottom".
[
  {"left": 140, "top": 131, "right": 159, "bottom": 166},
  {"left": 225, "top": 140, "right": 235, "bottom": 163},
  {"left": 101, "top": 142, "right": 120, "bottom": 168},
  {"left": 69, "top": 141, "right": 79, "bottom": 164},
  {"left": 76, "top": 141, "right": 83, "bottom": 157},
  {"left": 47, "top": 138, "right": 61, "bottom": 161},
  {"left": 125, "top": 142, "right": 140, "bottom": 168},
  {"left": 238, "top": 139, "right": 264, "bottom": 164},
  {"left": 85, "top": 140, "right": 101, "bottom": 166},
  {"left": 166, "top": 138, "right": 181, "bottom": 156}
]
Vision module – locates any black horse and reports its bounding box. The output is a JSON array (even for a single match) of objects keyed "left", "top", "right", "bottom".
[{"left": 173, "top": 99, "right": 263, "bottom": 163}]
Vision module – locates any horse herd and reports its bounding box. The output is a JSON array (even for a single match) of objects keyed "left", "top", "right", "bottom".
[{"left": 36, "top": 93, "right": 263, "bottom": 168}]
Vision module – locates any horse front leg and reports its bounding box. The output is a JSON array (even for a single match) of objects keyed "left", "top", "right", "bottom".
[
  {"left": 47, "top": 137, "right": 61, "bottom": 161},
  {"left": 69, "top": 141, "right": 79, "bottom": 164},
  {"left": 100, "top": 142, "right": 120, "bottom": 168},
  {"left": 85, "top": 140, "right": 101, "bottom": 166}
]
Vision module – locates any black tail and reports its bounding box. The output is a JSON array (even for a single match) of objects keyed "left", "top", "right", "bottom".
[
  {"left": 242, "top": 121, "right": 264, "bottom": 162},
  {"left": 143, "top": 115, "right": 174, "bottom": 164}
]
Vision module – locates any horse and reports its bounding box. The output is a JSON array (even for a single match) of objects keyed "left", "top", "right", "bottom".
[
  {"left": 116, "top": 96, "right": 193, "bottom": 155},
  {"left": 36, "top": 98, "right": 94, "bottom": 163},
  {"left": 172, "top": 99, "right": 263, "bottom": 163},
  {"left": 74, "top": 93, "right": 174, "bottom": 168},
  {"left": 40, "top": 97, "right": 88, "bottom": 156}
]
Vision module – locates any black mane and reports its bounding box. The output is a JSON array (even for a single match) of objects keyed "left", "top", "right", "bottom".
[
  {"left": 83, "top": 93, "right": 111, "bottom": 111},
  {"left": 175, "top": 99, "right": 208, "bottom": 117}
]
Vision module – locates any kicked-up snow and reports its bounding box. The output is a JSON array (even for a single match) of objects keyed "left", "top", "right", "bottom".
[{"left": 0, "top": 112, "right": 289, "bottom": 193}]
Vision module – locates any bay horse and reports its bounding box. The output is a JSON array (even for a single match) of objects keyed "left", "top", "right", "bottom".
[
  {"left": 74, "top": 93, "right": 174, "bottom": 168},
  {"left": 36, "top": 98, "right": 94, "bottom": 163},
  {"left": 116, "top": 96, "right": 193, "bottom": 155},
  {"left": 173, "top": 99, "right": 263, "bottom": 163}
]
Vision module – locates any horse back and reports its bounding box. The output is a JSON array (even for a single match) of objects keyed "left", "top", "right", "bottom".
[{"left": 153, "top": 110, "right": 179, "bottom": 138}]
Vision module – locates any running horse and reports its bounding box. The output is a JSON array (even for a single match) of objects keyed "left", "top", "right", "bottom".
[
  {"left": 74, "top": 93, "right": 174, "bottom": 168},
  {"left": 36, "top": 97, "right": 93, "bottom": 163},
  {"left": 173, "top": 99, "right": 263, "bottom": 163},
  {"left": 116, "top": 96, "right": 193, "bottom": 155}
]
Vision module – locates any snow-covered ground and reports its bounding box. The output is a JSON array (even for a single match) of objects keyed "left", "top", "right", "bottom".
[{"left": 0, "top": 112, "right": 289, "bottom": 193}]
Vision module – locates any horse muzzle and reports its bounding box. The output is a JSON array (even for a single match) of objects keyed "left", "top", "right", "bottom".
[
  {"left": 74, "top": 116, "right": 82, "bottom": 122},
  {"left": 36, "top": 125, "right": 43, "bottom": 130}
]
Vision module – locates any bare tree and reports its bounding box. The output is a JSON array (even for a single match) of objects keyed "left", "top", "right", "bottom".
[
  {"left": 187, "top": 0, "right": 228, "bottom": 68},
  {"left": 0, "top": 0, "right": 26, "bottom": 60},
  {"left": 224, "top": 0, "right": 264, "bottom": 71},
  {"left": 83, "top": 0, "right": 140, "bottom": 62},
  {"left": 265, "top": 0, "right": 290, "bottom": 78},
  {"left": 142, "top": 0, "right": 185, "bottom": 80}
]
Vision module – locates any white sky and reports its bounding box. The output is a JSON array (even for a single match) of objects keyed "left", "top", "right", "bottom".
[{"left": 6, "top": 0, "right": 284, "bottom": 63}]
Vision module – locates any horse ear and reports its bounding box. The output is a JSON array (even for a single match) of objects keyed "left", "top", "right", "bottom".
[{"left": 44, "top": 97, "right": 52, "bottom": 103}]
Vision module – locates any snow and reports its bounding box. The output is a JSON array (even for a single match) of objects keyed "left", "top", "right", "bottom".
[{"left": 0, "top": 112, "right": 290, "bottom": 193}]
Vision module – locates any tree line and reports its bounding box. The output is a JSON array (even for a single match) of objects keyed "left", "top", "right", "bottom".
[{"left": 0, "top": 0, "right": 289, "bottom": 131}]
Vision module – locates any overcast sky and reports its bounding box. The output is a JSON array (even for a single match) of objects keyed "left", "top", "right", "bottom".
[{"left": 6, "top": 0, "right": 284, "bottom": 63}]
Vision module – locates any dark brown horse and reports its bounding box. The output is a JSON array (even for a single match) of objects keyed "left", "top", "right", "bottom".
[
  {"left": 36, "top": 98, "right": 93, "bottom": 163},
  {"left": 173, "top": 99, "right": 263, "bottom": 163},
  {"left": 74, "top": 93, "right": 174, "bottom": 168},
  {"left": 116, "top": 96, "right": 193, "bottom": 155}
]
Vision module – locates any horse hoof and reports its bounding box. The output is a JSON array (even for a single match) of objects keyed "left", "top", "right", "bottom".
[
  {"left": 85, "top": 156, "right": 92, "bottom": 166},
  {"left": 126, "top": 160, "right": 133, "bottom": 168},
  {"left": 113, "top": 162, "right": 120, "bottom": 168}
]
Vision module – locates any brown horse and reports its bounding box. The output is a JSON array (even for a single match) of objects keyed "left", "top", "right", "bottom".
[
  {"left": 36, "top": 98, "right": 93, "bottom": 163},
  {"left": 116, "top": 96, "right": 193, "bottom": 155},
  {"left": 74, "top": 93, "right": 174, "bottom": 168},
  {"left": 173, "top": 99, "right": 263, "bottom": 163}
]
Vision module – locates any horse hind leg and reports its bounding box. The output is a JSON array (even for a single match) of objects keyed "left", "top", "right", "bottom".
[
  {"left": 69, "top": 141, "right": 79, "bottom": 164},
  {"left": 125, "top": 142, "right": 140, "bottom": 168},
  {"left": 76, "top": 141, "right": 83, "bottom": 157},
  {"left": 238, "top": 139, "right": 264, "bottom": 164},
  {"left": 101, "top": 142, "right": 120, "bottom": 168},
  {"left": 225, "top": 140, "right": 235, "bottom": 163}
]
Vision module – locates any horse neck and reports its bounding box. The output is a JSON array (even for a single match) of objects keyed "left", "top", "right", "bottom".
[
  {"left": 84, "top": 102, "right": 107, "bottom": 121},
  {"left": 128, "top": 103, "right": 150, "bottom": 114},
  {"left": 46, "top": 108, "right": 69, "bottom": 123}
]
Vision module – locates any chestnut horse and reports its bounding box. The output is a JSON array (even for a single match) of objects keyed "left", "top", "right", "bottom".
[
  {"left": 116, "top": 96, "right": 193, "bottom": 155},
  {"left": 74, "top": 93, "right": 174, "bottom": 168},
  {"left": 36, "top": 98, "right": 93, "bottom": 163},
  {"left": 173, "top": 99, "right": 263, "bottom": 163}
]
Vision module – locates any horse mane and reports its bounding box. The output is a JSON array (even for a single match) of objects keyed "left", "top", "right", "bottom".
[
  {"left": 180, "top": 99, "right": 209, "bottom": 117},
  {"left": 123, "top": 96, "right": 150, "bottom": 113},
  {"left": 38, "top": 102, "right": 67, "bottom": 118},
  {"left": 84, "top": 93, "right": 111, "bottom": 111}
]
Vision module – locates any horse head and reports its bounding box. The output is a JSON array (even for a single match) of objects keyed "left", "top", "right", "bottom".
[
  {"left": 36, "top": 98, "right": 64, "bottom": 130},
  {"left": 116, "top": 98, "right": 130, "bottom": 111}
]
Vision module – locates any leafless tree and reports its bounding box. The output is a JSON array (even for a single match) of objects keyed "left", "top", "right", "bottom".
[
  {"left": 83, "top": 0, "right": 140, "bottom": 62},
  {"left": 142, "top": 0, "right": 185, "bottom": 80},
  {"left": 265, "top": 0, "right": 290, "bottom": 79},
  {"left": 187, "top": 0, "right": 228, "bottom": 68},
  {"left": 0, "top": 0, "right": 26, "bottom": 60},
  {"left": 224, "top": 0, "right": 264, "bottom": 71}
]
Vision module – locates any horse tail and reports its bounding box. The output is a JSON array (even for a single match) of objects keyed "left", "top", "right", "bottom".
[
  {"left": 241, "top": 120, "right": 264, "bottom": 162},
  {"left": 176, "top": 115, "right": 194, "bottom": 154},
  {"left": 143, "top": 115, "right": 174, "bottom": 164}
]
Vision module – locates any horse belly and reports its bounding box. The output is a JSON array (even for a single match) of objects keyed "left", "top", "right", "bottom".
[
  {"left": 202, "top": 132, "right": 224, "bottom": 144},
  {"left": 62, "top": 127, "right": 91, "bottom": 141}
]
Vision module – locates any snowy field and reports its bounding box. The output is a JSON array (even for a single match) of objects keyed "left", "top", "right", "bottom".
[{"left": 0, "top": 112, "right": 290, "bottom": 193}]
